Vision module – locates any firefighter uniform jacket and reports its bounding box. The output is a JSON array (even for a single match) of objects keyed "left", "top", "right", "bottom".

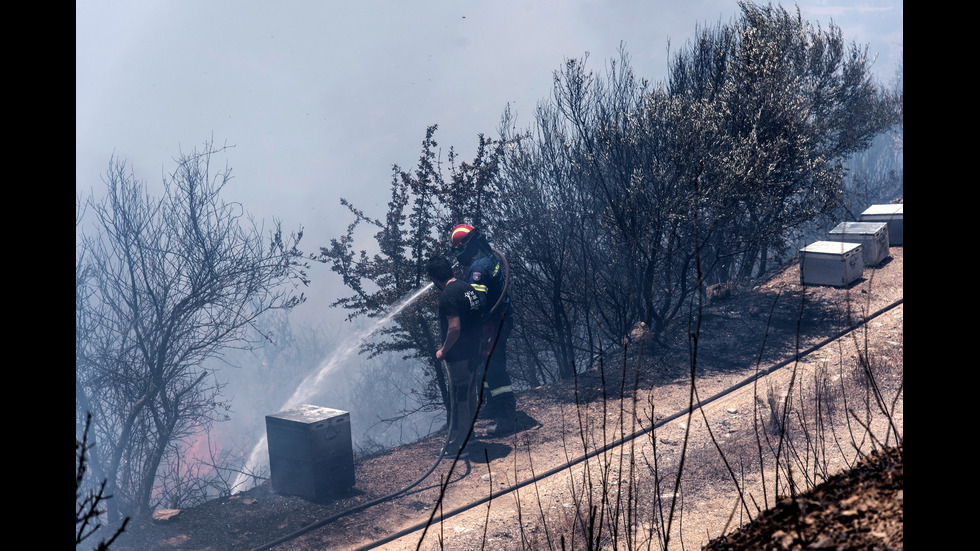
[{"left": 465, "top": 253, "right": 512, "bottom": 323}]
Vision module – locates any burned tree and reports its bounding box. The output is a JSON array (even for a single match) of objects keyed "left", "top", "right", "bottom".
[
  {"left": 75, "top": 142, "right": 309, "bottom": 520},
  {"left": 494, "top": 3, "right": 900, "bottom": 370}
]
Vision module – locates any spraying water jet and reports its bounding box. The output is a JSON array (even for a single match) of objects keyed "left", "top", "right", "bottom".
[{"left": 233, "top": 281, "right": 435, "bottom": 493}]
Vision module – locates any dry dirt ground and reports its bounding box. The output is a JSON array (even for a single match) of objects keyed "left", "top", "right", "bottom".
[{"left": 109, "top": 244, "right": 903, "bottom": 551}]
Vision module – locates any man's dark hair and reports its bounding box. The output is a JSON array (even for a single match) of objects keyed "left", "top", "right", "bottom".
[{"left": 427, "top": 255, "right": 454, "bottom": 283}]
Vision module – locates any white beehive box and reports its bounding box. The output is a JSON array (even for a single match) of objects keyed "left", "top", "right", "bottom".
[
  {"left": 860, "top": 204, "right": 903, "bottom": 246},
  {"left": 799, "top": 241, "right": 864, "bottom": 287},
  {"left": 828, "top": 221, "right": 890, "bottom": 266}
]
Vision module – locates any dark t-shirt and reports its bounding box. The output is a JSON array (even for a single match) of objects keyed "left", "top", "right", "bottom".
[{"left": 438, "top": 279, "right": 484, "bottom": 362}]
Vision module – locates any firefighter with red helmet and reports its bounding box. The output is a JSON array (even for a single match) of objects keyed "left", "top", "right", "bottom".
[{"left": 451, "top": 224, "right": 517, "bottom": 437}]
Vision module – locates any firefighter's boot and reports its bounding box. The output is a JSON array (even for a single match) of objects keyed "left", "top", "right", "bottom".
[
  {"left": 485, "top": 393, "right": 517, "bottom": 437},
  {"left": 478, "top": 382, "right": 500, "bottom": 420}
]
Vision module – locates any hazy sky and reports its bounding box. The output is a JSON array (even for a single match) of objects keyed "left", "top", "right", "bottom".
[{"left": 76, "top": 0, "right": 903, "bottom": 322}]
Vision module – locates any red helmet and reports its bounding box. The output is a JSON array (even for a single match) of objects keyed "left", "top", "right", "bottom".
[{"left": 451, "top": 224, "right": 475, "bottom": 248}]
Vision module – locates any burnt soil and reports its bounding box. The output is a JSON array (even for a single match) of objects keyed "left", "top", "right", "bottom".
[{"left": 108, "top": 246, "right": 903, "bottom": 551}]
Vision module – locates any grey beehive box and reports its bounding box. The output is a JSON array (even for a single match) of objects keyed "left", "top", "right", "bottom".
[
  {"left": 799, "top": 241, "right": 864, "bottom": 287},
  {"left": 860, "top": 204, "right": 903, "bottom": 246},
  {"left": 266, "top": 404, "right": 354, "bottom": 500},
  {"left": 828, "top": 221, "right": 890, "bottom": 266}
]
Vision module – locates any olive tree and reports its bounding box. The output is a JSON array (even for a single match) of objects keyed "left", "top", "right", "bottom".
[
  {"left": 495, "top": 103, "right": 599, "bottom": 383},
  {"left": 490, "top": 3, "right": 901, "bottom": 378},
  {"left": 668, "top": 1, "right": 901, "bottom": 281}
]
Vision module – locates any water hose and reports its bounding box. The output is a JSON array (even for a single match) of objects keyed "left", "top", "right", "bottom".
[{"left": 486, "top": 246, "right": 510, "bottom": 323}]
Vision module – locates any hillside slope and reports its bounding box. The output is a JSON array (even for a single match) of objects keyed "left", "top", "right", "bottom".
[{"left": 110, "top": 245, "right": 903, "bottom": 551}]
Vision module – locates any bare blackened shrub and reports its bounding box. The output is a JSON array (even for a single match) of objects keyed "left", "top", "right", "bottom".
[
  {"left": 777, "top": 362, "right": 847, "bottom": 486},
  {"left": 758, "top": 383, "right": 786, "bottom": 438},
  {"left": 155, "top": 433, "right": 263, "bottom": 509},
  {"left": 77, "top": 413, "right": 129, "bottom": 550},
  {"left": 810, "top": 364, "right": 843, "bottom": 419}
]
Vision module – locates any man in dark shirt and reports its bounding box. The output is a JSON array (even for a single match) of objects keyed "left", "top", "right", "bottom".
[{"left": 427, "top": 255, "right": 484, "bottom": 458}]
